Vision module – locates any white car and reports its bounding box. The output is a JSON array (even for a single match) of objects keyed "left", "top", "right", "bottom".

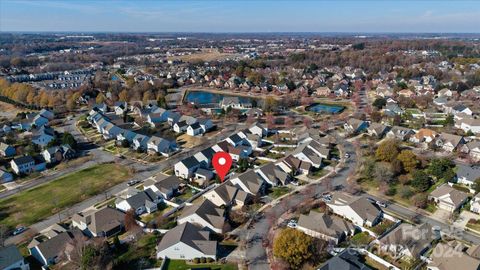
[{"left": 287, "top": 220, "right": 298, "bottom": 229}]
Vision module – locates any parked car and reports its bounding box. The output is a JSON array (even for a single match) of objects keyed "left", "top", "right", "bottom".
[
  {"left": 344, "top": 153, "right": 350, "bottom": 158},
  {"left": 12, "top": 226, "right": 27, "bottom": 236},
  {"left": 127, "top": 180, "right": 140, "bottom": 186},
  {"left": 287, "top": 219, "right": 298, "bottom": 229},
  {"left": 376, "top": 201, "right": 388, "bottom": 208}
]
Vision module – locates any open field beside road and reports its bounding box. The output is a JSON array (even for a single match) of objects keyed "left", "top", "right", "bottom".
[{"left": 0, "top": 163, "right": 131, "bottom": 229}]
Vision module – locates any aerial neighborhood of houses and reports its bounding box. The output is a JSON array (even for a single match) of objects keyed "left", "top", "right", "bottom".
[{"left": 3, "top": 31, "right": 480, "bottom": 270}]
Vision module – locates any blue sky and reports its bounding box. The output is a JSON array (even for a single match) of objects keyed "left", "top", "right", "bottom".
[{"left": 1, "top": 0, "right": 479, "bottom": 33}]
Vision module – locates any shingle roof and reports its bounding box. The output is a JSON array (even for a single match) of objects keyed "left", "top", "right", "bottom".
[
  {"left": 180, "top": 199, "right": 225, "bottom": 230},
  {"left": 298, "top": 211, "right": 354, "bottom": 239},
  {"left": 157, "top": 222, "right": 216, "bottom": 256},
  {"left": 379, "top": 223, "right": 435, "bottom": 258},
  {"left": 0, "top": 245, "right": 24, "bottom": 269}
]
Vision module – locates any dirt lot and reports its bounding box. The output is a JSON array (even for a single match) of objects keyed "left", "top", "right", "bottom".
[
  {"left": 168, "top": 49, "right": 240, "bottom": 62},
  {"left": 0, "top": 101, "right": 30, "bottom": 119}
]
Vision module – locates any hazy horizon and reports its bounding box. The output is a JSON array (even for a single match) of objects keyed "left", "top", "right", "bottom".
[{"left": 1, "top": 0, "right": 479, "bottom": 33}]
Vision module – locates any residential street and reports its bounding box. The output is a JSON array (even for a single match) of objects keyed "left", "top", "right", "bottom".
[
  {"left": 4, "top": 118, "right": 243, "bottom": 246},
  {"left": 244, "top": 139, "right": 357, "bottom": 270}
]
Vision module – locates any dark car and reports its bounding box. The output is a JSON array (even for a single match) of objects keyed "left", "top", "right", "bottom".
[{"left": 13, "top": 226, "right": 27, "bottom": 236}]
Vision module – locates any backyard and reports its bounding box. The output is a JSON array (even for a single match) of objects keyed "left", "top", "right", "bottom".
[{"left": 0, "top": 163, "right": 131, "bottom": 229}]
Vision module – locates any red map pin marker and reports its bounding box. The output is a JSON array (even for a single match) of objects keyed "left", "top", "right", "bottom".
[{"left": 212, "top": 152, "right": 232, "bottom": 182}]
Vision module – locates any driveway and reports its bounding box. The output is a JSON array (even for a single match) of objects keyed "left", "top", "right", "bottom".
[
  {"left": 431, "top": 208, "right": 452, "bottom": 223},
  {"left": 454, "top": 211, "right": 480, "bottom": 229}
]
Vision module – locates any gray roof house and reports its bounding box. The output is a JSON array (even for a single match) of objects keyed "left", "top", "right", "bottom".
[
  {"left": 318, "top": 248, "right": 372, "bottom": 270},
  {"left": 71, "top": 207, "right": 125, "bottom": 237},
  {"left": 0, "top": 142, "right": 16, "bottom": 157},
  {"left": 0, "top": 245, "right": 28, "bottom": 270},
  {"left": 456, "top": 164, "right": 480, "bottom": 186},
  {"left": 255, "top": 163, "right": 291, "bottom": 186},
  {"left": 202, "top": 182, "right": 249, "bottom": 208},
  {"left": 377, "top": 223, "right": 438, "bottom": 259},
  {"left": 230, "top": 170, "right": 266, "bottom": 195},
  {"left": 144, "top": 175, "right": 182, "bottom": 199},
  {"left": 115, "top": 188, "right": 162, "bottom": 215},
  {"left": 429, "top": 184, "right": 469, "bottom": 212},
  {"left": 326, "top": 192, "right": 382, "bottom": 227},
  {"left": 297, "top": 211, "right": 355, "bottom": 244},
  {"left": 156, "top": 222, "right": 217, "bottom": 260},
  {"left": 178, "top": 199, "right": 225, "bottom": 234},
  {"left": 29, "top": 229, "right": 84, "bottom": 266}
]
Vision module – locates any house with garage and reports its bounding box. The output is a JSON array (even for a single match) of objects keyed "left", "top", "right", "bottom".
[
  {"left": 326, "top": 192, "right": 382, "bottom": 227},
  {"left": 173, "top": 120, "right": 188, "bottom": 133},
  {"left": 435, "top": 133, "right": 464, "bottom": 152},
  {"left": 202, "top": 182, "right": 249, "bottom": 208},
  {"left": 428, "top": 184, "right": 469, "bottom": 212},
  {"left": 187, "top": 122, "right": 203, "bottom": 136},
  {"left": 178, "top": 199, "right": 225, "bottom": 234},
  {"left": 72, "top": 207, "right": 125, "bottom": 237},
  {"left": 10, "top": 155, "right": 46, "bottom": 175},
  {"left": 343, "top": 118, "right": 368, "bottom": 135},
  {"left": 28, "top": 228, "right": 84, "bottom": 267},
  {"left": 132, "top": 134, "right": 150, "bottom": 151},
  {"left": 113, "top": 101, "right": 128, "bottom": 115},
  {"left": 367, "top": 123, "right": 390, "bottom": 138},
  {"left": 115, "top": 188, "right": 162, "bottom": 215},
  {"left": 144, "top": 175, "right": 181, "bottom": 200},
  {"left": 461, "top": 140, "right": 480, "bottom": 161},
  {"left": 377, "top": 223, "right": 437, "bottom": 261},
  {"left": 278, "top": 155, "right": 312, "bottom": 176},
  {"left": 147, "top": 136, "right": 176, "bottom": 156},
  {"left": 42, "top": 144, "right": 76, "bottom": 164},
  {"left": 297, "top": 211, "right": 355, "bottom": 244},
  {"left": 386, "top": 126, "right": 414, "bottom": 141},
  {"left": 174, "top": 156, "right": 201, "bottom": 179},
  {"left": 255, "top": 163, "right": 291, "bottom": 186},
  {"left": 0, "top": 142, "right": 16, "bottom": 157},
  {"left": 230, "top": 170, "right": 266, "bottom": 195},
  {"left": 458, "top": 118, "right": 480, "bottom": 134},
  {"left": 220, "top": 96, "right": 251, "bottom": 109},
  {"left": 248, "top": 123, "right": 268, "bottom": 137},
  {"left": 292, "top": 141, "right": 328, "bottom": 168},
  {"left": 156, "top": 222, "right": 217, "bottom": 260}
]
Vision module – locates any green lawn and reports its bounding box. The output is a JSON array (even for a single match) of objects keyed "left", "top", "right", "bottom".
[
  {"left": 349, "top": 232, "right": 374, "bottom": 246},
  {"left": 269, "top": 186, "right": 291, "bottom": 199},
  {"left": 165, "top": 259, "right": 237, "bottom": 270},
  {"left": 0, "top": 163, "right": 131, "bottom": 229},
  {"left": 0, "top": 184, "right": 5, "bottom": 192}
]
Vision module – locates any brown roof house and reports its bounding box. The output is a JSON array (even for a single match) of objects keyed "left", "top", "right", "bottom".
[
  {"left": 156, "top": 222, "right": 217, "bottom": 260},
  {"left": 297, "top": 211, "right": 355, "bottom": 244},
  {"left": 177, "top": 199, "right": 225, "bottom": 234},
  {"left": 326, "top": 192, "right": 382, "bottom": 227},
  {"left": 435, "top": 133, "right": 464, "bottom": 152},
  {"left": 428, "top": 243, "right": 480, "bottom": 270},
  {"left": 72, "top": 206, "right": 125, "bottom": 237},
  {"left": 28, "top": 228, "right": 85, "bottom": 267},
  {"left": 377, "top": 223, "right": 438, "bottom": 261},
  {"left": 202, "top": 181, "right": 249, "bottom": 208},
  {"left": 428, "top": 184, "right": 469, "bottom": 213}
]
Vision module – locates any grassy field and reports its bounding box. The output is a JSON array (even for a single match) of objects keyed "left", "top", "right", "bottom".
[
  {"left": 0, "top": 163, "right": 131, "bottom": 229},
  {"left": 165, "top": 259, "right": 238, "bottom": 270}
]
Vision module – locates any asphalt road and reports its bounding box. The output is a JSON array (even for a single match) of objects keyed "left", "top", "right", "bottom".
[{"left": 4, "top": 117, "right": 243, "bottom": 245}]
